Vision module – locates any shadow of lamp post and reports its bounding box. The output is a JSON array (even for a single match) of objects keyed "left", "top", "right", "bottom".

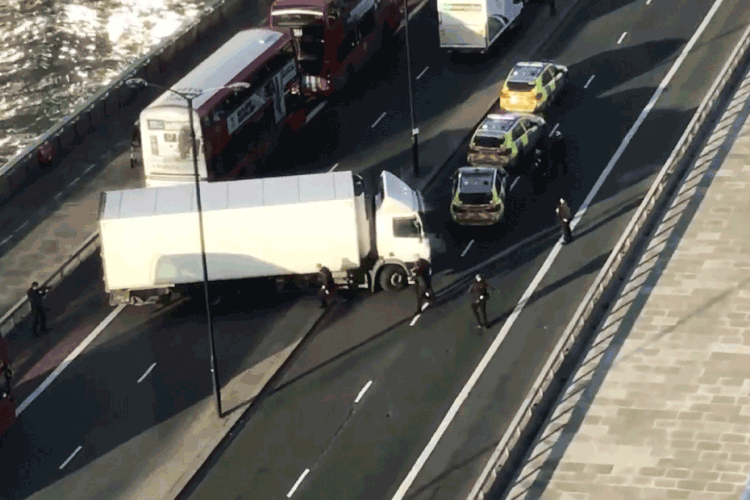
[{"left": 125, "top": 77, "right": 251, "bottom": 418}]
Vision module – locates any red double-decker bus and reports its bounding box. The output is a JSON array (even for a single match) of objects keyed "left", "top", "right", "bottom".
[
  {"left": 138, "top": 27, "right": 321, "bottom": 187},
  {"left": 269, "top": 0, "right": 403, "bottom": 97}
]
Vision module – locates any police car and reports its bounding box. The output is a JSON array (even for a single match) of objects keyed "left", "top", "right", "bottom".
[
  {"left": 450, "top": 166, "right": 509, "bottom": 226},
  {"left": 499, "top": 61, "right": 568, "bottom": 114},
  {"left": 467, "top": 112, "right": 548, "bottom": 175}
]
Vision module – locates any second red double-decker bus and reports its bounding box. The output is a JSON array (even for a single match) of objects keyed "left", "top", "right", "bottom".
[
  {"left": 138, "top": 27, "right": 318, "bottom": 187},
  {"left": 269, "top": 0, "right": 403, "bottom": 97}
]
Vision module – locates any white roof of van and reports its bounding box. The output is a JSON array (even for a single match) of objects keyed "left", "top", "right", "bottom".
[
  {"left": 101, "top": 172, "right": 355, "bottom": 220},
  {"left": 147, "top": 29, "right": 283, "bottom": 111}
]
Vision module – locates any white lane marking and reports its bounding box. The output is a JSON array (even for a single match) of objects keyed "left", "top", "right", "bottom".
[
  {"left": 421, "top": 301, "right": 429, "bottom": 311},
  {"left": 306, "top": 101, "right": 327, "bottom": 123},
  {"left": 460, "top": 240, "right": 474, "bottom": 258},
  {"left": 287, "top": 468, "right": 310, "bottom": 498},
  {"left": 410, "top": 314, "right": 421, "bottom": 326},
  {"left": 371, "top": 112, "right": 387, "bottom": 128},
  {"left": 59, "top": 445, "right": 82, "bottom": 470},
  {"left": 137, "top": 362, "right": 157, "bottom": 384},
  {"left": 354, "top": 380, "right": 373, "bottom": 404},
  {"left": 548, "top": 122, "right": 560, "bottom": 137},
  {"left": 66, "top": 177, "right": 81, "bottom": 189},
  {"left": 329, "top": 163, "right": 340, "bottom": 172},
  {"left": 617, "top": 32, "right": 628, "bottom": 44},
  {"left": 393, "top": 0, "right": 726, "bottom": 496},
  {"left": 17, "top": 304, "right": 127, "bottom": 415},
  {"left": 83, "top": 164, "right": 97, "bottom": 175},
  {"left": 416, "top": 66, "right": 429, "bottom": 80},
  {"left": 510, "top": 177, "right": 519, "bottom": 192},
  {"left": 0, "top": 236, "right": 11, "bottom": 247},
  {"left": 584, "top": 74, "right": 596, "bottom": 89},
  {"left": 646, "top": 0, "right": 652, "bottom": 4}
]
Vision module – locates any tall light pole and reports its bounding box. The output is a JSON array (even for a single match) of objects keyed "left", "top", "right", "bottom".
[
  {"left": 402, "top": 0, "right": 419, "bottom": 177},
  {"left": 126, "top": 78, "right": 250, "bottom": 418}
]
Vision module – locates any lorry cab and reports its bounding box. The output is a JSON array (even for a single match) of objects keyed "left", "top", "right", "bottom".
[{"left": 373, "top": 171, "right": 431, "bottom": 289}]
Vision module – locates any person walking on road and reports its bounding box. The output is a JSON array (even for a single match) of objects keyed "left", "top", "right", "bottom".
[
  {"left": 317, "top": 266, "right": 335, "bottom": 309},
  {"left": 414, "top": 258, "right": 435, "bottom": 315},
  {"left": 468, "top": 274, "right": 494, "bottom": 329},
  {"left": 27, "top": 281, "right": 50, "bottom": 336},
  {"left": 556, "top": 198, "right": 573, "bottom": 244},
  {"left": 550, "top": 130, "right": 568, "bottom": 177}
]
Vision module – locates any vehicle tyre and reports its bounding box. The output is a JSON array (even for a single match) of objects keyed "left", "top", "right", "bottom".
[{"left": 379, "top": 265, "right": 408, "bottom": 293}]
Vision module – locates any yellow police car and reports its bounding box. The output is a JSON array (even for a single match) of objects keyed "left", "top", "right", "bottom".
[
  {"left": 499, "top": 61, "right": 568, "bottom": 114},
  {"left": 450, "top": 166, "right": 508, "bottom": 226},
  {"left": 467, "top": 112, "right": 548, "bottom": 175}
]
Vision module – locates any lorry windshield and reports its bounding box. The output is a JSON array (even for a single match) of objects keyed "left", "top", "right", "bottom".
[{"left": 393, "top": 216, "right": 421, "bottom": 238}]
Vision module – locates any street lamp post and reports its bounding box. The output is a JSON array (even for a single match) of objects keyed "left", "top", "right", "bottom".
[
  {"left": 402, "top": 0, "right": 419, "bottom": 177},
  {"left": 126, "top": 78, "right": 250, "bottom": 418}
]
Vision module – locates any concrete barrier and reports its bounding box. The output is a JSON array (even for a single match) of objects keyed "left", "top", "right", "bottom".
[
  {"left": 0, "top": 0, "right": 251, "bottom": 209},
  {"left": 467, "top": 20, "right": 750, "bottom": 500}
]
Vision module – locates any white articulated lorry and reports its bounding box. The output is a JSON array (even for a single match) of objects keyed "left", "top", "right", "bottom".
[
  {"left": 437, "top": 0, "right": 524, "bottom": 52},
  {"left": 99, "top": 170, "right": 431, "bottom": 305}
]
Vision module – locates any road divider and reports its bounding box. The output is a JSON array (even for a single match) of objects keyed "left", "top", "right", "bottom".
[{"left": 467, "top": 8, "right": 750, "bottom": 500}]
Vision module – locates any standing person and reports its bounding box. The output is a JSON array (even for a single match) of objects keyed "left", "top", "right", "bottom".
[
  {"left": 317, "top": 266, "right": 335, "bottom": 309},
  {"left": 27, "top": 281, "right": 50, "bottom": 336},
  {"left": 468, "top": 274, "right": 494, "bottom": 329},
  {"left": 556, "top": 198, "right": 573, "bottom": 244},
  {"left": 414, "top": 258, "right": 435, "bottom": 314},
  {"left": 1, "top": 362, "right": 12, "bottom": 397},
  {"left": 550, "top": 130, "right": 568, "bottom": 177}
]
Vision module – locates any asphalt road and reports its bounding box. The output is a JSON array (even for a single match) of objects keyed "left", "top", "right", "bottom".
[
  {"left": 178, "top": 1, "right": 750, "bottom": 500},
  {"left": 1, "top": 0, "right": 748, "bottom": 499}
]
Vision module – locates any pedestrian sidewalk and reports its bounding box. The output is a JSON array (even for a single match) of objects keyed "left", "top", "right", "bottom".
[{"left": 503, "top": 68, "right": 750, "bottom": 499}]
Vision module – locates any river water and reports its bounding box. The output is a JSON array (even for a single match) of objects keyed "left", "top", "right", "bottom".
[{"left": 0, "top": 0, "right": 215, "bottom": 167}]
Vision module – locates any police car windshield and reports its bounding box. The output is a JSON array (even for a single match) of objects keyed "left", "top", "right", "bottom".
[
  {"left": 458, "top": 173, "right": 494, "bottom": 205},
  {"left": 472, "top": 136, "right": 504, "bottom": 149}
]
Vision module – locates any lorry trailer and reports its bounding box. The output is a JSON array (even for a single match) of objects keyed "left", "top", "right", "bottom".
[{"left": 99, "top": 170, "right": 431, "bottom": 305}]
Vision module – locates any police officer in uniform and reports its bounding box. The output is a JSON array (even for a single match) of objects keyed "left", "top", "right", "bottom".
[
  {"left": 318, "top": 266, "right": 335, "bottom": 309},
  {"left": 468, "top": 274, "right": 494, "bottom": 328},
  {"left": 550, "top": 130, "right": 568, "bottom": 177},
  {"left": 556, "top": 198, "right": 573, "bottom": 244},
  {"left": 27, "top": 281, "right": 50, "bottom": 336},
  {"left": 414, "top": 258, "right": 435, "bottom": 314}
]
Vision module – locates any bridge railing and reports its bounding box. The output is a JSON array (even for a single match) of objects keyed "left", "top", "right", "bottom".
[{"left": 468, "top": 20, "right": 750, "bottom": 500}]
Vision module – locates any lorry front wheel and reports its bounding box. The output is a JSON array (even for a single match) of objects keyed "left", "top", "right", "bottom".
[{"left": 379, "top": 265, "right": 408, "bottom": 293}]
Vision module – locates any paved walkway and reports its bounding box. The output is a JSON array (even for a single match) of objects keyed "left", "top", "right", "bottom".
[{"left": 503, "top": 67, "right": 750, "bottom": 500}]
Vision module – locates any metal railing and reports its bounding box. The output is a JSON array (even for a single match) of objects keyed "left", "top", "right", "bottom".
[
  {"left": 468, "top": 20, "right": 750, "bottom": 500},
  {"left": 0, "top": 232, "right": 101, "bottom": 337}
]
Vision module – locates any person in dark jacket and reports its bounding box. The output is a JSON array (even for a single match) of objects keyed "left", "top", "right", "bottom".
[
  {"left": 414, "top": 258, "right": 435, "bottom": 314},
  {"left": 550, "top": 130, "right": 567, "bottom": 177},
  {"left": 1, "top": 362, "right": 12, "bottom": 397},
  {"left": 27, "top": 282, "right": 50, "bottom": 336},
  {"left": 468, "top": 274, "right": 494, "bottom": 328},
  {"left": 556, "top": 198, "right": 573, "bottom": 244},
  {"left": 317, "top": 266, "right": 335, "bottom": 309}
]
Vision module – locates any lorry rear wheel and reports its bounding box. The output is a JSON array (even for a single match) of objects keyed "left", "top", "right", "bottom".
[{"left": 379, "top": 265, "right": 408, "bottom": 293}]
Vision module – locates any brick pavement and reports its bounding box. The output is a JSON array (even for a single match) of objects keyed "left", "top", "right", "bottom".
[{"left": 503, "top": 67, "right": 750, "bottom": 500}]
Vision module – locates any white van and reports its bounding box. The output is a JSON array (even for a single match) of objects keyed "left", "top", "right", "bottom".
[{"left": 438, "top": 0, "right": 524, "bottom": 52}]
